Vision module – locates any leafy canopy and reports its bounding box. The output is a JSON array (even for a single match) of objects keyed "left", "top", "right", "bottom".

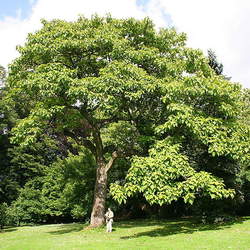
[{"left": 7, "top": 16, "right": 250, "bottom": 207}]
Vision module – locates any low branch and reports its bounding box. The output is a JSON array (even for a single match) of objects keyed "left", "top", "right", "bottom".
[{"left": 105, "top": 151, "right": 119, "bottom": 172}]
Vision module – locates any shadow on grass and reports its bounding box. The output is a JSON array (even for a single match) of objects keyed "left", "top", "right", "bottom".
[
  {"left": 3, "top": 228, "right": 18, "bottom": 232},
  {"left": 120, "top": 217, "right": 248, "bottom": 239},
  {"left": 48, "top": 223, "right": 84, "bottom": 235},
  {"left": 1, "top": 226, "right": 18, "bottom": 233},
  {"left": 117, "top": 219, "right": 172, "bottom": 229}
]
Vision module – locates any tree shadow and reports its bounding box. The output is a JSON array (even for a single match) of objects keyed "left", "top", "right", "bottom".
[
  {"left": 120, "top": 217, "right": 248, "bottom": 239},
  {"left": 48, "top": 223, "right": 84, "bottom": 235},
  {"left": 1, "top": 226, "right": 18, "bottom": 233},
  {"left": 117, "top": 219, "right": 168, "bottom": 229},
  {"left": 3, "top": 228, "right": 18, "bottom": 232}
]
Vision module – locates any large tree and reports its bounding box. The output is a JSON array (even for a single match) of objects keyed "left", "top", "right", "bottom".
[{"left": 7, "top": 16, "right": 249, "bottom": 226}]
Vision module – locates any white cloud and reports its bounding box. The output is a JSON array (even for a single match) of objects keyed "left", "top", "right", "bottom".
[
  {"left": 0, "top": 0, "right": 249, "bottom": 89},
  {"left": 0, "top": 16, "right": 31, "bottom": 68},
  {"left": 30, "top": 0, "right": 144, "bottom": 21},
  {"left": 0, "top": 0, "right": 149, "bottom": 70},
  {"left": 153, "top": 0, "right": 250, "bottom": 88}
]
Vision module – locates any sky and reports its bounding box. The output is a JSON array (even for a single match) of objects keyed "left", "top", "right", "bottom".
[{"left": 0, "top": 0, "right": 249, "bottom": 89}]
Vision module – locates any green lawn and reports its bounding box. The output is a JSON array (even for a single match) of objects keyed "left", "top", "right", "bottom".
[{"left": 1, "top": 217, "right": 250, "bottom": 250}]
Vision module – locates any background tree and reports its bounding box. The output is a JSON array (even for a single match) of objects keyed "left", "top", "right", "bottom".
[
  {"left": 7, "top": 16, "right": 250, "bottom": 227},
  {"left": 0, "top": 203, "right": 8, "bottom": 229},
  {"left": 0, "top": 65, "right": 17, "bottom": 205},
  {"left": 0, "top": 65, "right": 6, "bottom": 88},
  {"left": 9, "top": 148, "right": 96, "bottom": 224},
  {"left": 207, "top": 49, "right": 231, "bottom": 80},
  {"left": 208, "top": 49, "right": 223, "bottom": 75},
  {"left": 235, "top": 88, "right": 250, "bottom": 214}
]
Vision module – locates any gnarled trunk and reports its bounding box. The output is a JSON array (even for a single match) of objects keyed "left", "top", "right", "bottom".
[
  {"left": 90, "top": 129, "right": 118, "bottom": 227},
  {"left": 90, "top": 160, "right": 107, "bottom": 227},
  {"left": 89, "top": 151, "right": 118, "bottom": 227}
]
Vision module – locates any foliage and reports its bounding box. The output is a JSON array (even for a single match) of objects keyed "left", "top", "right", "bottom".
[
  {"left": 40, "top": 148, "right": 96, "bottom": 221},
  {"left": 7, "top": 16, "right": 171, "bottom": 150},
  {"left": 0, "top": 82, "right": 19, "bottom": 204},
  {"left": 240, "top": 88, "right": 250, "bottom": 126},
  {"left": 9, "top": 183, "right": 48, "bottom": 224},
  {"left": 111, "top": 138, "right": 235, "bottom": 205},
  {"left": 0, "top": 65, "right": 6, "bottom": 87},
  {"left": 9, "top": 148, "right": 96, "bottom": 224},
  {"left": 110, "top": 45, "right": 249, "bottom": 206},
  {"left": 235, "top": 88, "right": 250, "bottom": 213},
  {"left": 0, "top": 202, "right": 8, "bottom": 229},
  {"left": 0, "top": 136, "right": 60, "bottom": 205}
]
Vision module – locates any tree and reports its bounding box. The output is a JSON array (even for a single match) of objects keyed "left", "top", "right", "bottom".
[
  {"left": 0, "top": 65, "right": 6, "bottom": 88},
  {"left": 0, "top": 202, "right": 8, "bottom": 229},
  {"left": 0, "top": 67, "right": 19, "bottom": 204},
  {"left": 236, "top": 88, "right": 250, "bottom": 214},
  {"left": 240, "top": 88, "right": 250, "bottom": 126},
  {"left": 207, "top": 49, "right": 231, "bottom": 80},
  {"left": 10, "top": 148, "right": 96, "bottom": 224},
  {"left": 1, "top": 63, "right": 67, "bottom": 205},
  {"left": 7, "top": 16, "right": 249, "bottom": 227},
  {"left": 208, "top": 49, "right": 223, "bottom": 75}
]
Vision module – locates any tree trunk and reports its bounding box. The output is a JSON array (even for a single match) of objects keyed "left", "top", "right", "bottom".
[
  {"left": 90, "top": 129, "right": 118, "bottom": 227},
  {"left": 90, "top": 159, "right": 108, "bottom": 227}
]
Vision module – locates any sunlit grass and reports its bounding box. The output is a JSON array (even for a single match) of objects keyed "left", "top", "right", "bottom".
[{"left": 1, "top": 217, "right": 250, "bottom": 250}]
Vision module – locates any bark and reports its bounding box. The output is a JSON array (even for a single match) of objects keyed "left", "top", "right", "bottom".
[
  {"left": 90, "top": 158, "right": 108, "bottom": 227},
  {"left": 89, "top": 127, "right": 119, "bottom": 227},
  {"left": 90, "top": 152, "right": 119, "bottom": 227}
]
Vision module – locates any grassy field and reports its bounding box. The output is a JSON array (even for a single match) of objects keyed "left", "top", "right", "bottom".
[{"left": 1, "top": 217, "right": 250, "bottom": 250}]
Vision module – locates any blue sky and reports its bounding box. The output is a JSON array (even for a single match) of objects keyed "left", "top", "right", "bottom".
[
  {"left": 0, "top": 0, "right": 154, "bottom": 20},
  {"left": 0, "top": 0, "right": 36, "bottom": 20},
  {"left": 0, "top": 0, "right": 249, "bottom": 89},
  {"left": 0, "top": 0, "right": 174, "bottom": 27}
]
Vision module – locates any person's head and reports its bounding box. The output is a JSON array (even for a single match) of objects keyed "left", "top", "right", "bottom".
[{"left": 108, "top": 208, "right": 111, "bottom": 211}]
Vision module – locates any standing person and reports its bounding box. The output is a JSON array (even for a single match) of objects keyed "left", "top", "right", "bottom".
[{"left": 105, "top": 208, "right": 114, "bottom": 232}]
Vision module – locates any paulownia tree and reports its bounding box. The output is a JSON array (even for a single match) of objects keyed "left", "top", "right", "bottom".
[{"left": 7, "top": 16, "right": 249, "bottom": 226}]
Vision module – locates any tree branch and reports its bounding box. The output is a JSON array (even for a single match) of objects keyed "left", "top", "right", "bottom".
[{"left": 105, "top": 151, "right": 119, "bottom": 172}]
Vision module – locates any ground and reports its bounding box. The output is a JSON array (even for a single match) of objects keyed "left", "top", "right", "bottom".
[{"left": 1, "top": 217, "right": 250, "bottom": 250}]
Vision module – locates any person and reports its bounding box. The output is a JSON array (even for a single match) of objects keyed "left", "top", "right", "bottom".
[{"left": 105, "top": 208, "right": 114, "bottom": 232}]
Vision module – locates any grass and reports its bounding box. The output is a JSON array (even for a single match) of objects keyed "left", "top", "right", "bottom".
[{"left": 1, "top": 217, "right": 250, "bottom": 250}]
